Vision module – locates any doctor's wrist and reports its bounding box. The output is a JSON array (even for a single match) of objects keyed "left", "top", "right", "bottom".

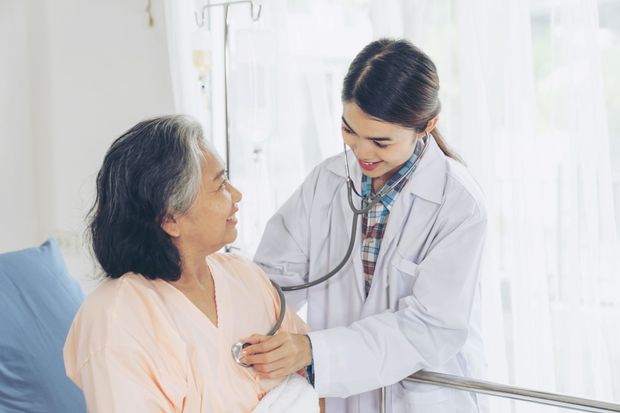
[
  {"left": 303, "top": 334, "right": 313, "bottom": 366},
  {"left": 304, "top": 334, "right": 315, "bottom": 386}
]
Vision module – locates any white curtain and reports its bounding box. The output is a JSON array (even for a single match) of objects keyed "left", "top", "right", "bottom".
[
  {"left": 165, "top": 0, "right": 620, "bottom": 410},
  {"left": 164, "top": 0, "right": 211, "bottom": 130},
  {"left": 185, "top": 0, "right": 375, "bottom": 253},
  {"left": 376, "top": 0, "right": 620, "bottom": 410}
]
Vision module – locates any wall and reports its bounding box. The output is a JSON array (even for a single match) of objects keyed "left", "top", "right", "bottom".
[
  {"left": 1, "top": 1, "right": 38, "bottom": 252},
  {"left": 1, "top": 0, "right": 175, "bottom": 292}
]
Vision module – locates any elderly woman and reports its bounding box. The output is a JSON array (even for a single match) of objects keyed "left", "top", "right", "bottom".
[{"left": 64, "top": 115, "right": 316, "bottom": 412}]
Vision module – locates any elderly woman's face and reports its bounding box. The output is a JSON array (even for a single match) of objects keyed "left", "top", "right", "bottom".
[{"left": 167, "top": 148, "right": 242, "bottom": 255}]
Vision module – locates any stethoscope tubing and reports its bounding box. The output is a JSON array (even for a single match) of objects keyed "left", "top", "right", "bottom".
[
  {"left": 267, "top": 280, "right": 286, "bottom": 336},
  {"left": 281, "top": 133, "right": 429, "bottom": 292},
  {"left": 232, "top": 135, "right": 430, "bottom": 365}
]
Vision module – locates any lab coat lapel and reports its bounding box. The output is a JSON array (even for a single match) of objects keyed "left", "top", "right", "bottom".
[
  {"left": 363, "top": 137, "right": 448, "bottom": 314},
  {"left": 333, "top": 153, "right": 366, "bottom": 302},
  {"left": 327, "top": 141, "right": 447, "bottom": 305},
  {"left": 361, "top": 195, "right": 414, "bottom": 316},
  {"left": 376, "top": 194, "right": 413, "bottom": 271},
  {"left": 378, "top": 137, "right": 447, "bottom": 261}
]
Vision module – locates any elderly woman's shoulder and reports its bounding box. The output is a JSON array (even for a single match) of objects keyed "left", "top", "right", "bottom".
[
  {"left": 64, "top": 272, "right": 187, "bottom": 381},
  {"left": 208, "top": 252, "right": 255, "bottom": 268},
  {"left": 208, "top": 253, "right": 271, "bottom": 286},
  {"left": 85, "top": 272, "right": 158, "bottom": 303},
  {"left": 73, "top": 273, "right": 169, "bottom": 333}
]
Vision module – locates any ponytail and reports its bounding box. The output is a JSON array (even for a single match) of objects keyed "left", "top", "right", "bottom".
[{"left": 430, "top": 128, "right": 461, "bottom": 162}]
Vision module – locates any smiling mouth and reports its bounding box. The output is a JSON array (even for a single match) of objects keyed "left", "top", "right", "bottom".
[
  {"left": 226, "top": 207, "right": 238, "bottom": 223},
  {"left": 359, "top": 159, "right": 383, "bottom": 171},
  {"left": 226, "top": 214, "right": 237, "bottom": 225}
]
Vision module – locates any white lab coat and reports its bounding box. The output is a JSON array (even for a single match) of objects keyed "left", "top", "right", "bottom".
[{"left": 254, "top": 137, "right": 488, "bottom": 413}]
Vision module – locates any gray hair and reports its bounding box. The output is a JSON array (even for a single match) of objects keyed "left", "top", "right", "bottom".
[
  {"left": 161, "top": 115, "right": 206, "bottom": 214},
  {"left": 89, "top": 114, "right": 211, "bottom": 281}
]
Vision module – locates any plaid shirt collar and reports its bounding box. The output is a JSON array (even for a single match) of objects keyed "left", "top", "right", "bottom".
[{"left": 361, "top": 151, "right": 419, "bottom": 209}]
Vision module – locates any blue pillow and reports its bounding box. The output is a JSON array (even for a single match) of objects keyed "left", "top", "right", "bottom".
[{"left": 0, "top": 239, "right": 86, "bottom": 413}]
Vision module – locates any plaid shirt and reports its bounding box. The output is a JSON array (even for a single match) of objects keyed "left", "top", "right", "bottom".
[{"left": 361, "top": 146, "right": 423, "bottom": 297}]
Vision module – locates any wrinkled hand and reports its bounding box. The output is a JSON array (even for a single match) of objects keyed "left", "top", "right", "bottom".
[{"left": 240, "top": 333, "right": 312, "bottom": 379}]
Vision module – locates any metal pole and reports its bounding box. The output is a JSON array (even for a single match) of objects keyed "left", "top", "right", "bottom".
[
  {"left": 380, "top": 387, "right": 386, "bottom": 413},
  {"left": 195, "top": 0, "right": 262, "bottom": 180},
  {"left": 223, "top": 4, "right": 231, "bottom": 179},
  {"left": 405, "top": 371, "right": 620, "bottom": 413}
]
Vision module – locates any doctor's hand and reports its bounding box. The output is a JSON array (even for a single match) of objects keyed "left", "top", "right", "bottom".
[{"left": 240, "top": 333, "right": 312, "bottom": 379}]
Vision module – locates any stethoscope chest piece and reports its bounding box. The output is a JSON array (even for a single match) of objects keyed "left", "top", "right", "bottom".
[
  {"left": 231, "top": 280, "right": 286, "bottom": 367},
  {"left": 231, "top": 341, "right": 252, "bottom": 368}
]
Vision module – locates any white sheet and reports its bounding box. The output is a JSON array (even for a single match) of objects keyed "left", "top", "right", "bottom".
[{"left": 251, "top": 374, "right": 319, "bottom": 413}]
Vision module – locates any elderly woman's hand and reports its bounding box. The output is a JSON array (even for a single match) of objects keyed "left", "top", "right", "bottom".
[{"left": 240, "top": 333, "right": 312, "bottom": 379}]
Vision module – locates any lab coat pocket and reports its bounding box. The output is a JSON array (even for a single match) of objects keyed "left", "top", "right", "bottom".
[
  {"left": 394, "top": 257, "right": 420, "bottom": 276},
  {"left": 388, "top": 255, "right": 420, "bottom": 308}
]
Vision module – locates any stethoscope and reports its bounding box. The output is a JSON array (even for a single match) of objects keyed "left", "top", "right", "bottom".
[{"left": 231, "top": 133, "right": 431, "bottom": 367}]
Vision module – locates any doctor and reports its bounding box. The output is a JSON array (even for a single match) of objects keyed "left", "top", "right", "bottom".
[{"left": 241, "top": 38, "right": 488, "bottom": 412}]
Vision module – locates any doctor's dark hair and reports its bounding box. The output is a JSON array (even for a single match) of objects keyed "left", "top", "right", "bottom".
[
  {"left": 88, "top": 115, "right": 205, "bottom": 281},
  {"left": 342, "top": 38, "right": 457, "bottom": 159}
]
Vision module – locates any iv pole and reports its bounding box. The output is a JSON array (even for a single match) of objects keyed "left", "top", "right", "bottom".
[{"left": 195, "top": 1, "right": 262, "bottom": 181}]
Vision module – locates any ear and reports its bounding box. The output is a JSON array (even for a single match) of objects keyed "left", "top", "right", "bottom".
[
  {"left": 161, "top": 213, "right": 181, "bottom": 238},
  {"left": 425, "top": 115, "right": 439, "bottom": 134}
]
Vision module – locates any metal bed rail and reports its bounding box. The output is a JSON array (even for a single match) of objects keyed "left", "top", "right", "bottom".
[{"left": 395, "top": 371, "right": 620, "bottom": 412}]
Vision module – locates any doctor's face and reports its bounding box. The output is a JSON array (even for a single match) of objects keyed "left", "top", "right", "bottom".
[{"left": 341, "top": 102, "right": 423, "bottom": 184}]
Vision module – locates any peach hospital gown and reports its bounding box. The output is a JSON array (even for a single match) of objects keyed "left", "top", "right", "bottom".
[{"left": 64, "top": 253, "right": 309, "bottom": 412}]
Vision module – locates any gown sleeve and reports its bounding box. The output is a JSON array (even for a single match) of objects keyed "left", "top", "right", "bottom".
[
  {"left": 71, "top": 342, "right": 188, "bottom": 413},
  {"left": 63, "top": 281, "right": 189, "bottom": 413}
]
